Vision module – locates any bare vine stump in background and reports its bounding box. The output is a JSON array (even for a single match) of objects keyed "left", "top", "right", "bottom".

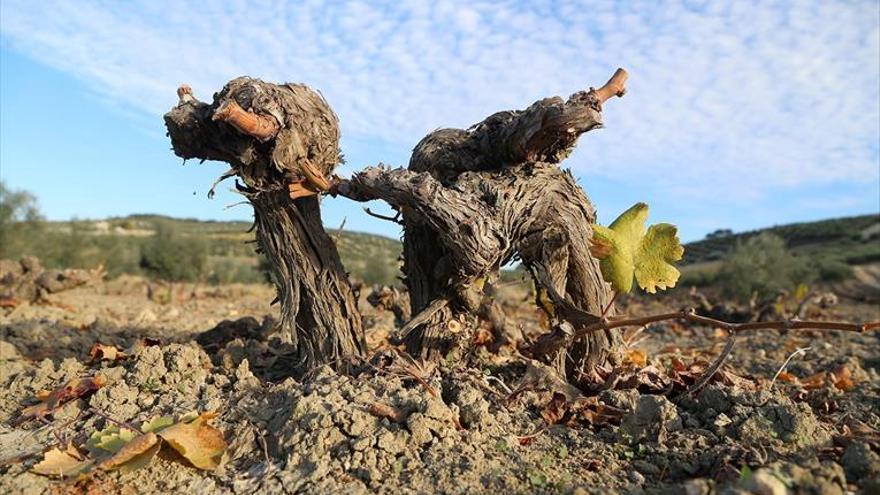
[{"left": 164, "top": 78, "right": 365, "bottom": 374}]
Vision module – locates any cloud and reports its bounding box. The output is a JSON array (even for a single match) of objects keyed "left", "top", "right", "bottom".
[{"left": 2, "top": 0, "right": 878, "bottom": 196}]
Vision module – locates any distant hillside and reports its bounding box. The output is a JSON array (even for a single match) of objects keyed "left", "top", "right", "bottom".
[
  {"left": 12, "top": 214, "right": 402, "bottom": 286},
  {"left": 6, "top": 213, "right": 878, "bottom": 288},
  {"left": 682, "top": 214, "right": 880, "bottom": 266}
]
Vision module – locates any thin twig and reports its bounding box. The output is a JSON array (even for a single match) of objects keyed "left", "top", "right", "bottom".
[
  {"left": 600, "top": 292, "right": 617, "bottom": 318},
  {"left": 574, "top": 308, "right": 873, "bottom": 340},
  {"left": 485, "top": 375, "right": 513, "bottom": 395},
  {"left": 687, "top": 333, "right": 736, "bottom": 395},
  {"left": 767, "top": 346, "right": 811, "bottom": 391},
  {"left": 224, "top": 200, "right": 251, "bottom": 210},
  {"left": 363, "top": 207, "right": 402, "bottom": 224},
  {"left": 516, "top": 426, "right": 548, "bottom": 443},
  {"left": 398, "top": 298, "right": 449, "bottom": 339},
  {"left": 623, "top": 325, "right": 647, "bottom": 348},
  {"left": 88, "top": 407, "right": 143, "bottom": 436},
  {"left": 331, "top": 216, "right": 347, "bottom": 243}
]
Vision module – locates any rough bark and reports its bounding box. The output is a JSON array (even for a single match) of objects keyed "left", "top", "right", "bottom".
[
  {"left": 334, "top": 69, "right": 628, "bottom": 380},
  {"left": 164, "top": 78, "right": 365, "bottom": 374},
  {"left": 163, "top": 69, "right": 627, "bottom": 383}
]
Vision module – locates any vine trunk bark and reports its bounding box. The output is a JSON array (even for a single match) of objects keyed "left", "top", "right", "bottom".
[
  {"left": 164, "top": 69, "right": 629, "bottom": 384},
  {"left": 164, "top": 78, "right": 365, "bottom": 374}
]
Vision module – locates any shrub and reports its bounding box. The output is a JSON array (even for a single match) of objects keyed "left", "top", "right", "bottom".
[
  {"left": 0, "top": 181, "right": 44, "bottom": 259},
  {"left": 811, "top": 256, "right": 853, "bottom": 282},
  {"left": 679, "top": 268, "right": 718, "bottom": 287},
  {"left": 716, "top": 233, "right": 814, "bottom": 303},
  {"left": 206, "top": 257, "right": 266, "bottom": 285},
  {"left": 139, "top": 225, "right": 207, "bottom": 283}
]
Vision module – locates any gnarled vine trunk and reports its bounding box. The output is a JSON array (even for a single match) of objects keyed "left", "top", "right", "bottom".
[
  {"left": 335, "top": 69, "right": 628, "bottom": 381},
  {"left": 164, "top": 69, "right": 628, "bottom": 384},
  {"left": 164, "top": 78, "right": 365, "bottom": 374}
]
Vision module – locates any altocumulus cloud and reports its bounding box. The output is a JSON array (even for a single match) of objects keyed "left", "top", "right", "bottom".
[{"left": 1, "top": 0, "right": 878, "bottom": 199}]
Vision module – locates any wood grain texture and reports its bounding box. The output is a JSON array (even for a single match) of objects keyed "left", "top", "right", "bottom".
[{"left": 164, "top": 77, "right": 365, "bottom": 374}]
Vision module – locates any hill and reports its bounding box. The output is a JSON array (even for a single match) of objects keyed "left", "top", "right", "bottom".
[
  {"left": 3, "top": 214, "right": 402, "bottom": 286},
  {"left": 682, "top": 214, "right": 880, "bottom": 265},
  {"left": 4, "top": 213, "right": 878, "bottom": 288}
]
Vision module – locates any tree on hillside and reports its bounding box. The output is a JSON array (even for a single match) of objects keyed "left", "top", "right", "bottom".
[
  {"left": 717, "top": 233, "right": 813, "bottom": 303},
  {"left": 139, "top": 223, "right": 207, "bottom": 300},
  {"left": 0, "top": 181, "right": 44, "bottom": 259}
]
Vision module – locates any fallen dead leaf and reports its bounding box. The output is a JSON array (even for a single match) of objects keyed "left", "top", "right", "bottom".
[
  {"left": 366, "top": 402, "right": 406, "bottom": 423},
  {"left": 831, "top": 366, "right": 855, "bottom": 392},
  {"left": 157, "top": 412, "right": 226, "bottom": 470},
  {"left": 88, "top": 344, "right": 123, "bottom": 363},
  {"left": 624, "top": 349, "right": 647, "bottom": 367},
  {"left": 539, "top": 392, "right": 568, "bottom": 425},
  {"left": 15, "top": 376, "right": 106, "bottom": 424},
  {"left": 97, "top": 432, "right": 160, "bottom": 472},
  {"left": 0, "top": 298, "right": 21, "bottom": 309},
  {"left": 775, "top": 371, "right": 798, "bottom": 383},
  {"left": 801, "top": 372, "right": 828, "bottom": 390},
  {"left": 538, "top": 393, "right": 624, "bottom": 428},
  {"left": 31, "top": 446, "right": 93, "bottom": 478}
]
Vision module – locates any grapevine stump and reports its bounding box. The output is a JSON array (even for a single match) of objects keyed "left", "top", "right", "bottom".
[{"left": 165, "top": 69, "right": 629, "bottom": 383}]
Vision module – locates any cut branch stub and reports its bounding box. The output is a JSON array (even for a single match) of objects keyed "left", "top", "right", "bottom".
[
  {"left": 212, "top": 100, "right": 280, "bottom": 141},
  {"left": 591, "top": 68, "right": 628, "bottom": 106}
]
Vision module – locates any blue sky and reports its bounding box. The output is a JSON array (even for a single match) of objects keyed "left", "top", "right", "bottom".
[{"left": 1, "top": 0, "right": 878, "bottom": 242}]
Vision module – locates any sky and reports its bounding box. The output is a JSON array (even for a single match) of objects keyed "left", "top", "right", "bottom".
[{"left": 1, "top": 0, "right": 878, "bottom": 242}]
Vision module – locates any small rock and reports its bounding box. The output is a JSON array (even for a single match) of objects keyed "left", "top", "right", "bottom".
[
  {"left": 633, "top": 459, "right": 660, "bottom": 476},
  {"left": 0, "top": 340, "right": 21, "bottom": 361},
  {"left": 600, "top": 389, "right": 640, "bottom": 411},
  {"left": 628, "top": 469, "right": 646, "bottom": 485},
  {"left": 135, "top": 309, "right": 157, "bottom": 325},
  {"left": 453, "top": 385, "right": 491, "bottom": 429},
  {"left": 713, "top": 413, "right": 732, "bottom": 433},
  {"left": 620, "top": 395, "right": 682, "bottom": 444},
  {"left": 842, "top": 441, "right": 880, "bottom": 480},
  {"left": 742, "top": 469, "right": 788, "bottom": 495}
]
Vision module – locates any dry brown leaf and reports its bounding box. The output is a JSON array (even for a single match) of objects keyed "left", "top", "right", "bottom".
[
  {"left": 157, "top": 412, "right": 226, "bottom": 470},
  {"left": 15, "top": 376, "right": 106, "bottom": 424},
  {"left": 32, "top": 446, "right": 93, "bottom": 478},
  {"left": 539, "top": 392, "right": 568, "bottom": 425},
  {"left": 88, "top": 344, "right": 123, "bottom": 363},
  {"left": 471, "top": 327, "right": 494, "bottom": 347},
  {"left": 604, "top": 364, "right": 671, "bottom": 393},
  {"left": 776, "top": 371, "right": 798, "bottom": 383},
  {"left": 367, "top": 402, "right": 406, "bottom": 423},
  {"left": 624, "top": 349, "right": 647, "bottom": 367},
  {"left": 0, "top": 298, "right": 21, "bottom": 309},
  {"left": 538, "top": 393, "right": 624, "bottom": 428},
  {"left": 97, "top": 432, "right": 160, "bottom": 472},
  {"left": 801, "top": 372, "right": 828, "bottom": 390},
  {"left": 665, "top": 357, "right": 757, "bottom": 392},
  {"left": 669, "top": 357, "right": 687, "bottom": 373},
  {"left": 575, "top": 398, "right": 625, "bottom": 427},
  {"left": 831, "top": 366, "right": 855, "bottom": 392}
]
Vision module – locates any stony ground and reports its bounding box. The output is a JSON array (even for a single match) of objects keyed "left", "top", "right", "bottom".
[{"left": 0, "top": 276, "right": 878, "bottom": 494}]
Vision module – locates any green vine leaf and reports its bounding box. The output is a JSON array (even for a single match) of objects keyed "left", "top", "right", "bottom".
[{"left": 590, "top": 202, "right": 684, "bottom": 294}]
